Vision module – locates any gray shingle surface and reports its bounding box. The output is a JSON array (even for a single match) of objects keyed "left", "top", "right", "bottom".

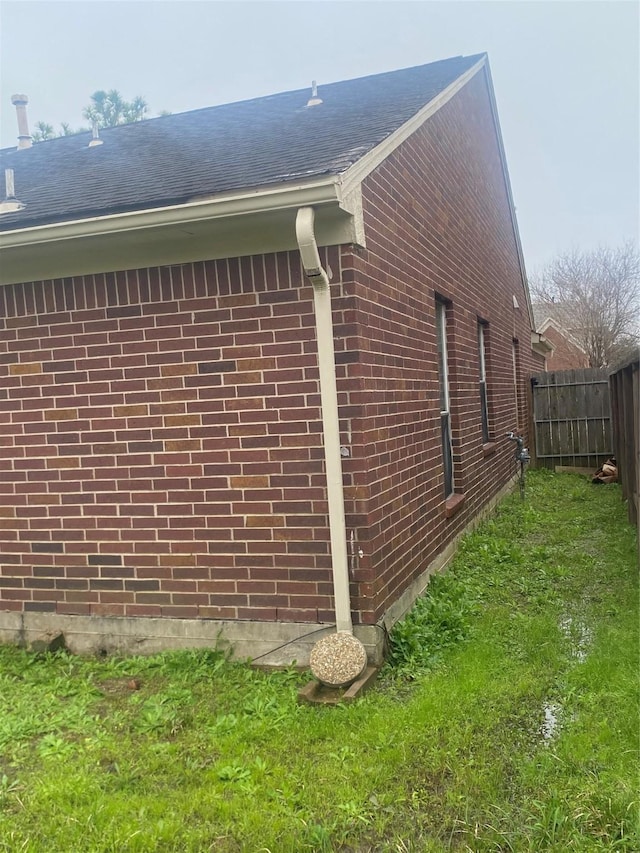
[{"left": 0, "top": 54, "right": 483, "bottom": 231}]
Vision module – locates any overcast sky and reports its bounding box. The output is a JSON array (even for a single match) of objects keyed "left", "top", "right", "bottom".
[{"left": 1, "top": 1, "right": 637, "bottom": 272}]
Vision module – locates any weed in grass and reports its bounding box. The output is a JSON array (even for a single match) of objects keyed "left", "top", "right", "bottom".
[
  {"left": 217, "top": 763, "right": 252, "bottom": 783},
  {"left": 37, "top": 733, "right": 76, "bottom": 761},
  {"left": 336, "top": 797, "right": 373, "bottom": 826},
  {"left": 209, "top": 713, "right": 239, "bottom": 735},
  {"left": 300, "top": 821, "right": 333, "bottom": 851},
  {"left": 329, "top": 746, "right": 356, "bottom": 764},
  {"left": 384, "top": 572, "right": 477, "bottom": 679},
  {"left": 0, "top": 773, "right": 21, "bottom": 808},
  {"left": 133, "top": 699, "right": 183, "bottom": 736}
]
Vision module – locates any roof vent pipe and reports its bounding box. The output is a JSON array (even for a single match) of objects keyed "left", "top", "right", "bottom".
[
  {"left": 0, "top": 169, "right": 25, "bottom": 213},
  {"left": 5, "top": 169, "right": 16, "bottom": 198},
  {"left": 10, "top": 94, "right": 32, "bottom": 149},
  {"left": 306, "top": 80, "right": 323, "bottom": 107},
  {"left": 88, "top": 121, "right": 104, "bottom": 147}
]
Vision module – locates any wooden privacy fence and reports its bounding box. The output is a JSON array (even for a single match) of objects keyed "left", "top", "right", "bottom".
[
  {"left": 531, "top": 368, "right": 611, "bottom": 470},
  {"left": 609, "top": 351, "right": 639, "bottom": 530}
]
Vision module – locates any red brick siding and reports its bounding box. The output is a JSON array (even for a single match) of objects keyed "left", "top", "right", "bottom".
[
  {"left": 0, "top": 248, "right": 362, "bottom": 624},
  {"left": 341, "top": 69, "right": 542, "bottom": 621}
]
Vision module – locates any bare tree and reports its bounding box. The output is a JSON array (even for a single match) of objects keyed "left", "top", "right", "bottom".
[{"left": 531, "top": 242, "right": 640, "bottom": 368}]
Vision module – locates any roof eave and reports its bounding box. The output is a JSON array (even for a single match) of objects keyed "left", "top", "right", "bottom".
[
  {"left": 0, "top": 178, "right": 363, "bottom": 286},
  {"left": 531, "top": 331, "right": 555, "bottom": 355},
  {"left": 481, "top": 62, "right": 536, "bottom": 333},
  {"left": 0, "top": 178, "right": 343, "bottom": 249},
  {"left": 537, "top": 316, "right": 588, "bottom": 353},
  {"left": 337, "top": 54, "right": 538, "bottom": 337}
]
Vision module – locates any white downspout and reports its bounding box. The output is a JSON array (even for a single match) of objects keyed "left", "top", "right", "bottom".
[{"left": 295, "top": 206, "right": 353, "bottom": 634}]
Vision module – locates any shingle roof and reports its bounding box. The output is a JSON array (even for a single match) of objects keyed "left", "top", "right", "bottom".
[
  {"left": 533, "top": 304, "right": 551, "bottom": 329},
  {"left": 533, "top": 302, "right": 571, "bottom": 331},
  {"left": 533, "top": 302, "right": 587, "bottom": 349},
  {"left": 0, "top": 54, "right": 483, "bottom": 232}
]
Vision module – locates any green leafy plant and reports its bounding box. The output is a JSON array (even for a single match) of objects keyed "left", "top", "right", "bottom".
[
  {"left": 216, "top": 763, "right": 251, "bottom": 783},
  {"left": 386, "top": 571, "right": 478, "bottom": 677}
]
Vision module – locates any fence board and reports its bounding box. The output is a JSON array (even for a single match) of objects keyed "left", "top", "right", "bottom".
[
  {"left": 609, "top": 353, "right": 639, "bottom": 530},
  {"left": 532, "top": 368, "right": 611, "bottom": 469}
]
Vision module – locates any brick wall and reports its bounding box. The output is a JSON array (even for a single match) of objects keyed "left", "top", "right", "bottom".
[
  {"left": 341, "top": 68, "right": 544, "bottom": 622},
  {"left": 0, "top": 248, "right": 366, "bottom": 625},
  {"left": 1, "top": 67, "right": 542, "bottom": 636}
]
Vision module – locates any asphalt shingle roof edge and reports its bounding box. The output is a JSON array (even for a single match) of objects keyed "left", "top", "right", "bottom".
[{"left": 0, "top": 53, "right": 485, "bottom": 231}]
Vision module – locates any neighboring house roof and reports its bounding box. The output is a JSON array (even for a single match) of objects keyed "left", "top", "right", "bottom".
[
  {"left": 533, "top": 303, "right": 565, "bottom": 332},
  {"left": 532, "top": 303, "right": 586, "bottom": 353},
  {"left": 0, "top": 54, "right": 483, "bottom": 231},
  {"left": 532, "top": 304, "right": 548, "bottom": 331}
]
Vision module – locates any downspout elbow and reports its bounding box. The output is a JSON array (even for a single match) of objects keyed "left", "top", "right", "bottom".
[{"left": 295, "top": 206, "right": 327, "bottom": 284}]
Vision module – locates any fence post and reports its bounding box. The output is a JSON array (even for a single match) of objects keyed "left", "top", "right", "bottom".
[
  {"left": 527, "top": 376, "right": 537, "bottom": 467},
  {"left": 609, "top": 352, "right": 639, "bottom": 538}
]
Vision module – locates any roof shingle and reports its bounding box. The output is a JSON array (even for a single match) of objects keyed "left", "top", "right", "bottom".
[{"left": 0, "top": 54, "right": 483, "bottom": 231}]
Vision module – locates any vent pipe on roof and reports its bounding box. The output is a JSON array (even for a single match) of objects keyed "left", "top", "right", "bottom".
[
  {"left": 10, "top": 94, "right": 32, "bottom": 149},
  {"left": 88, "top": 121, "right": 104, "bottom": 147},
  {"left": 0, "top": 169, "right": 25, "bottom": 213},
  {"left": 306, "top": 80, "right": 323, "bottom": 107}
]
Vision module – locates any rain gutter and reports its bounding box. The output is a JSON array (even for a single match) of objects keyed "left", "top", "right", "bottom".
[{"left": 0, "top": 178, "right": 343, "bottom": 249}]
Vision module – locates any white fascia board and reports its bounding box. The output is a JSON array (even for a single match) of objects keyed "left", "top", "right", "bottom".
[
  {"left": 536, "top": 316, "right": 554, "bottom": 335},
  {"left": 537, "top": 316, "right": 587, "bottom": 353},
  {"left": 0, "top": 178, "right": 344, "bottom": 250},
  {"left": 336, "top": 54, "right": 537, "bottom": 338},
  {"left": 0, "top": 207, "right": 358, "bottom": 286},
  {"left": 481, "top": 62, "right": 536, "bottom": 333},
  {"left": 339, "top": 55, "right": 487, "bottom": 198},
  {"left": 531, "top": 331, "right": 555, "bottom": 355},
  {"left": 0, "top": 179, "right": 365, "bottom": 285}
]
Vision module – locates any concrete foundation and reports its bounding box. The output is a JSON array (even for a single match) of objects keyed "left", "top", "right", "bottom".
[{"left": 0, "top": 611, "right": 385, "bottom": 667}]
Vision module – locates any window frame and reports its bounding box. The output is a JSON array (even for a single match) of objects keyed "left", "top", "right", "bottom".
[
  {"left": 512, "top": 338, "right": 521, "bottom": 430},
  {"left": 436, "top": 298, "right": 454, "bottom": 499},
  {"left": 478, "top": 320, "right": 490, "bottom": 443}
]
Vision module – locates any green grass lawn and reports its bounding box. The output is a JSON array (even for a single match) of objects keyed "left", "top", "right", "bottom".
[{"left": 0, "top": 470, "right": 637, "bottom": 852}]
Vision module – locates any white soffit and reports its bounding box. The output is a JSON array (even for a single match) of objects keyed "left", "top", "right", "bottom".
[
  {"left": 0, "top": 179, "right": 342, "bottom": 250},
  {"left": 0, "top": 180, "right": 364, "bottom": 285}
]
